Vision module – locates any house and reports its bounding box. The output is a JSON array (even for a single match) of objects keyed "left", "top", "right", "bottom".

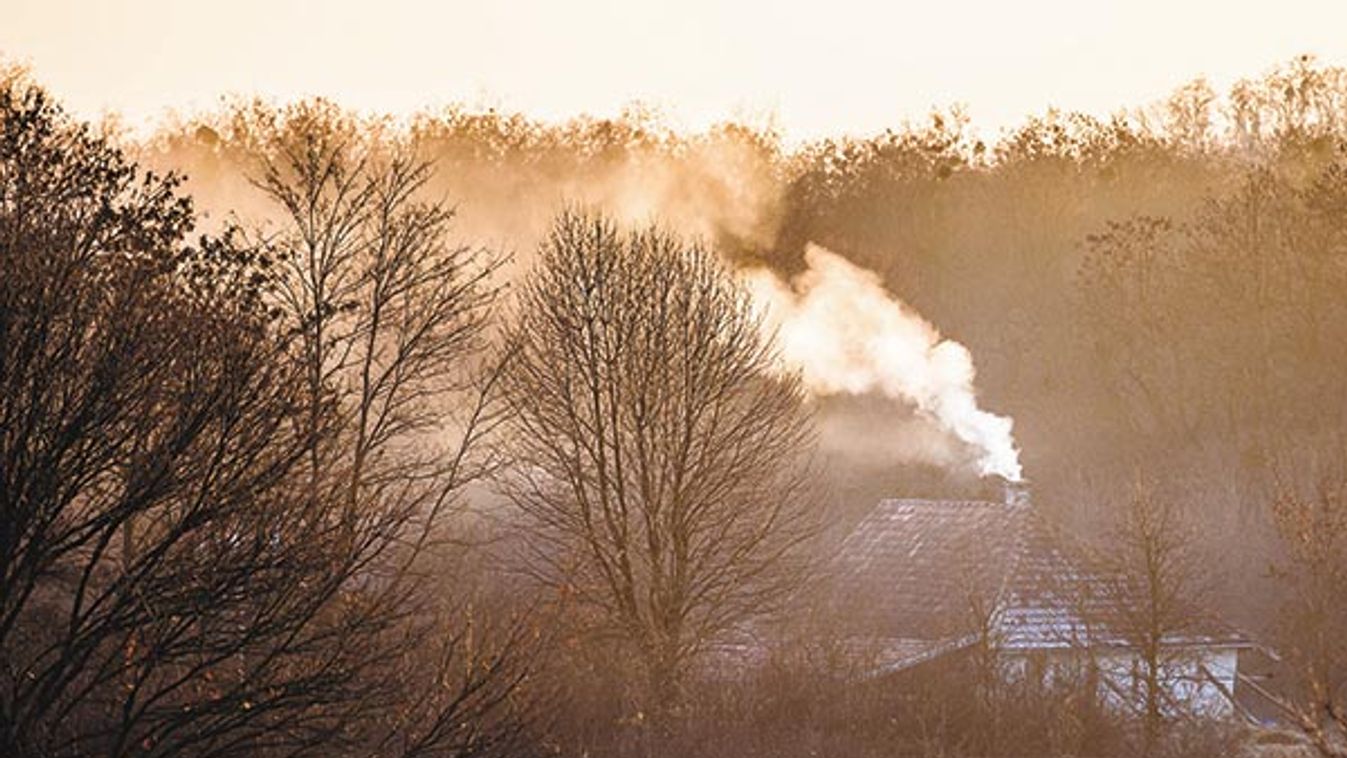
[{"left": 834, "top": 490, "right": 1251, "bottom": 718}]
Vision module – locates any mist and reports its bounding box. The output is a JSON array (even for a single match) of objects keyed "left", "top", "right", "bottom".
[{"left": 7, "top": 47, "right": 1347, "bottom": 758}]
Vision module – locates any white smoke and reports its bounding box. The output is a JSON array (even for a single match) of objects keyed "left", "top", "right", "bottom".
[{"left": 744, "top": 244, "right": 1023, "bottom": 481}]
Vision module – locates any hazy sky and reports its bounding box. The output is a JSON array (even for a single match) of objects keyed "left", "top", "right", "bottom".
[{"left": 5, "top": 0, "right": 1347, "bottom": 140}]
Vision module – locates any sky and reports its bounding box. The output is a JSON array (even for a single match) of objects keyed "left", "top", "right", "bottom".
[{"left": 4, "top": 0, "right": 1347, "bottom": 141}]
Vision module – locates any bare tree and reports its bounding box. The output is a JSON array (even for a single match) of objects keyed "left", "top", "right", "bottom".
[
  {"left": 1262, "top": 472, "right": 1347, "bottom": 757},
  {"left": 0, "top": 79, "right": 363, "bottom": 758},
  {"left": 244, "top": 101, "right": 496, "bottom": 499},
  {"left": 247, "top": 100, "right": 534, "bottom": 757},
  {"left": 498, "top": 210, "right": 815, "bottom": 708},
  {"left": 0, "top": 82, "right": 531, "bottom": 758},
  {"left": 1091, "top": 481, "right": 1215, "bottom": 752}
]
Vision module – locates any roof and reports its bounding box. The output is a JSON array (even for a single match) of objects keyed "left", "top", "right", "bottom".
[
  {"left": 855, "top": 635, "right": 980, "bottom": 677},
  {"left": 834, "top": 498, "right": 1248, "bottom": 668}
]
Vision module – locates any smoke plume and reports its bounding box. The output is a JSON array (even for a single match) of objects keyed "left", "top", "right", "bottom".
[{"left": 744, "top": 244, "right": 1023, "bottom": 481}]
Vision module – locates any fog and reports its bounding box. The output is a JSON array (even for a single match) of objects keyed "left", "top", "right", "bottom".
[
  {"left": 131, "top": 54, "right": 1347, "bottom": 602},
  {"left": 6, "top": 49, "right": 1347, "bottom": 758}
]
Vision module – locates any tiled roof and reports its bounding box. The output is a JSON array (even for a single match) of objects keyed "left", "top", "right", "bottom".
[
  {"left": 834, "top": 498, "right": 1246, "bottom": 665},
  {"left": 836, "top": 499, "right": 1067, "bottom": 642}
]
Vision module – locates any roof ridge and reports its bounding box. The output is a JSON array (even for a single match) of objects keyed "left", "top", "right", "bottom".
[{"left": 875, "top": 497, "right": 1006, "bottom": 505}]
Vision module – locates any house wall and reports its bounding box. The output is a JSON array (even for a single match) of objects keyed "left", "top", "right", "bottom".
[{"left": 1002, "top": 647, "right": 1240, "bottom": 718}]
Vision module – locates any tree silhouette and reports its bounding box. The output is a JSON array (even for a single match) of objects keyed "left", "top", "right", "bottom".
[
  {"left": 0, "top": 81, "right": 530, "bottom": 758},
  {"left": 499, "top": 210, "right": 815, "bottom": 708}
]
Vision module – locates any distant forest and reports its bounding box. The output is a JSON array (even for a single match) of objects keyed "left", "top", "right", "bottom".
[
  {"left": 4, "top": 53, "right": 1347, "bottom": 757},
  {"left": 146, "top": 53, "right": 1347, "bottom": 576}
]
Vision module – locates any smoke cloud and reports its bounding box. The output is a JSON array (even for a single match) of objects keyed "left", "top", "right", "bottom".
[
  {"left": 744, "top": 244, "right": 1023, "bottom": 482},
  {"left": 137, "top": 106, "right": 1020, "bottom": 481}
]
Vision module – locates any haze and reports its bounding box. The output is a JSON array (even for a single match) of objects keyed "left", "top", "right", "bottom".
[
  {"left": 8, "top": 4, "right": 1347, "bottom": 757},
  {"left": 6, "top": 0, "right": 1347, "bottom": 138}
]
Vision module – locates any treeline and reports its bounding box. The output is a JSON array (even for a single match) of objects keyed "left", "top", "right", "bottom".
[
  {"left": 143, "top": 55, "right": 1347, "bottom": 523},
  {"left": 3, "top": 54, "right": 1347, "bottom": 757}
]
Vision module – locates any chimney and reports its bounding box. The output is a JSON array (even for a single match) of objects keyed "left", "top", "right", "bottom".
[
  {"left": 1003, "top": 478, "right": 1030, "bottom": 508},
  {"left": 979, "top": 474, "right": 1031, "bottom": 507}
]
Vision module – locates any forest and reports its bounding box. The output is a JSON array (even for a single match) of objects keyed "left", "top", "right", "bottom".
[{"left": 2, "top": 53, "right": 1347, "bottom": 757}]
